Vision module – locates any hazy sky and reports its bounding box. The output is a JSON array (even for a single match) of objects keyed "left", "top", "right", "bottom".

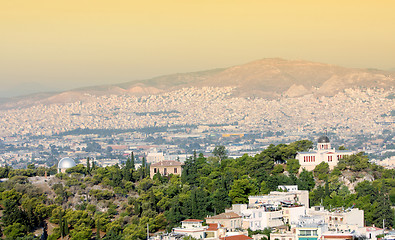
[{"left": 1, "top": 0, "right": 394, "bottom": 97}]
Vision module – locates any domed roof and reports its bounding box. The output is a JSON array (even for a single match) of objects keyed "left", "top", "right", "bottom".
[
  {"left": 318, "top": 135, "right": 330, "bottom": 143},
  {"left": 58, "top": 157, "right": 76, "bottom": 169}
]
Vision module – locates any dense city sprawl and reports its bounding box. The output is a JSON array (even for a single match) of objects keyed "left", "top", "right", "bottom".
[
  {"left": 0, "top": 87, "right": 393, "bottom": 137},
  {"left": 0, "top": 87, "right": 393, "bottom": 169}
]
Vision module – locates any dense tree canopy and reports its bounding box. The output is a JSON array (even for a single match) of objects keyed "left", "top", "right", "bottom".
[{"left": 0, "top": 140, "right": 394, "bottom": 239}]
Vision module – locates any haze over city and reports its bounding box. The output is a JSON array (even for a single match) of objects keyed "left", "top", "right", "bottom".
[
  {"left": 1, "top": 1, "right": 395, "bottom": 240},
  {"left": 1, "top": 0, "right": 394, "bottom": 97}
]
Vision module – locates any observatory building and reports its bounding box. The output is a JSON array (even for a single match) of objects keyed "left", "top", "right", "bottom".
[
  {"left": 296, "top": 135, "right": 355, "bottom": 171},
  {"left": 58, "top": 157, "right": 77, "bottom": 173}
]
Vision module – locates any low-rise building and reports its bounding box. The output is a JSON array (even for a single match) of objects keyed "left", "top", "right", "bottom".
[
  {"left": 321, "top": 233, "right": 354, "bottom": 240},
  {"left": 293, "top": 215, "right": 327, "bottom": 240},
  {"left": 283, "top": 206, "right": 306, "bottom": 225},
  {"left": 173, "top": 219, "right": 206, "bottom": 239},
  {"left": 249, "top": 190, "right": 309, "bottom": 208},
  {"left": 243, "top": 207, "right": 283, "bottom": 231},
  {"left": 150, "top": 160, "right": 184, "bottom": 178},
  {"left": 219, "top": 235, "right": 252, "bottom": 240},
  {"left": 206, "top": 212, "right": 243, "bottom": 231},
  {"left": 308, "top": 206, "right": 364, "bottom": 232},
  {"left": 357, "top": 227, "right": 384, "bottom": 240}
]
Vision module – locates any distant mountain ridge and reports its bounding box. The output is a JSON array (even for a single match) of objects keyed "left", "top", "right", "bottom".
[{"left": 1, "top": 58, "right": 394, "bottom": 109}]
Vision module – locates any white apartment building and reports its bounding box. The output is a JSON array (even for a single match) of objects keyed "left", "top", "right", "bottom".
[
  {"left": 243, "top": 207, "right": 283, "bottom": 231},
  {"left": 249, "top": 189, "right": 309, "bottom": 208},
  {"left": 308, "top": 206, "right": 364, "bottom": 232}
]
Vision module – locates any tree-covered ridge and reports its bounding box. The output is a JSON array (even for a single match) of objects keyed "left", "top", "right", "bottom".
[{"left": 0, "top": 140, "right": 394, "bottom": 240}]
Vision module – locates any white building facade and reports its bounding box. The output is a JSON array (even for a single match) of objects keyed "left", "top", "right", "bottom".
[{"left": 296, "top": 135, "right": 355, "bottom": 171}]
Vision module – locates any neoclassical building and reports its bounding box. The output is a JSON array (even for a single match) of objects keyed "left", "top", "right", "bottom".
[{"left": 296, "top": 135, "right": 355, "bottom": 171}]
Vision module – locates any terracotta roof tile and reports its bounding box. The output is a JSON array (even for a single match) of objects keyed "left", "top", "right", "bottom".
[
  {"left": 205, "top": 212, "right": 241, "bottom": 219},
  {"left": 206, "top": 223, "right": 221, "bottom": 231},
  {"left": 182, "top": 219, "right": 203, "bottom": 222},
  {"left": 219, "top": 235, "right": 253, "bottom": 240}
]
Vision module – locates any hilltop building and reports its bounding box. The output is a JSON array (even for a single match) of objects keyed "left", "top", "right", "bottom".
[
  {"left": 150, "top": 160, "right": 184, "bottom": 178},
  {"left": 57, "top": 157, "right": 76, "bottom": 173},
  {"left": 296, "top": 135, "right": 355, "bottom": 171}
]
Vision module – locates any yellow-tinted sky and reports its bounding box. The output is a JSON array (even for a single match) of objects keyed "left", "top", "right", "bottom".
[{"left": 1, "top": 0, "right": 394, "bottom": 96}]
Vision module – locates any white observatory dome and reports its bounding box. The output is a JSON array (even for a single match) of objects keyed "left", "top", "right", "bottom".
[{"left": 58, "top": 157, "right": 76, "bottom": 173}]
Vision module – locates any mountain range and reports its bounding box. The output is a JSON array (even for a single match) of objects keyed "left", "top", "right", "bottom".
[{"left": 1, "top": 58, "right": 394, "bottom": 109}]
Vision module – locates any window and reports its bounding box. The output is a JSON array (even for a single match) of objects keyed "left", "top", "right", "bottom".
[
  {"left": 174, "top": 168, "right": 177, "bottom": 173},
  {"left": 164, "top": 168, "right": 167, "bottom": 175},
  {"left": 154, "top": 168, "right": 157, "bottom": 173},
  {"left": 299, "top": 230, "right": 317, "bottom": 236}
]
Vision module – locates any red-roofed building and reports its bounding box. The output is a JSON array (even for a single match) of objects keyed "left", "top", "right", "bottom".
[
  {"left": 358, "top": 227, "right": 384, "bottom": 240},
  {"left": 219, "top": 234, "right": 253, "bottom": 240},
  {"left": 321, "top": 233, "right": 353, "bottom": 240},
  {"left": 205, "top": 212, "right": 243, "bottom": 230},
  {"left": 204, "top": 223, "right": 223, "bottom": 239}
]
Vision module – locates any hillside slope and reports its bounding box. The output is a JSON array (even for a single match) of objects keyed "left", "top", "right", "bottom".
[{"left": 1, "top": 58, "right": 394, "bottom": 109}]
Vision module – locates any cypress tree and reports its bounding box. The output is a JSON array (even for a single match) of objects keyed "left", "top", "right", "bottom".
[
  {"left": 59, "top": 215, "right": 64, "bottom": 239},
  {"left": 96, "top": 218, "right": 101, "bottom": 240},
  {"left": 63, "top": 218, "right": 69, "bottom": 236},
  {"left": 92, "top": 159, "right": 96, "bottom": 170},
  {"left": 123, "top": 157, "right": 131, "bottom": 181},
  {"left": 141, "top": 157, "right": 147, "bottom": 179},
  {"left": 86, "top": 157, "right": 91, "bottom": 174},
  {"left": 41, "top": 222, "right": 48, "bottom": 240},
  {"left": 131, "top": 152, "right": 135, "bottom": 169}
]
